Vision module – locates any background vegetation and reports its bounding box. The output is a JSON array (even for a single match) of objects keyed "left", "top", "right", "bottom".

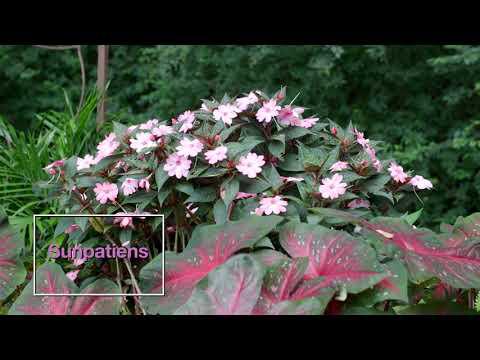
[{"left": 0, "top": 45, "right": 479, "bottom": 228}]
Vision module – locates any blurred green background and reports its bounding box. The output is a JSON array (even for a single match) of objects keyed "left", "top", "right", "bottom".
[{"left": 0, "top": 45, "right": 479, "bottom": 228}]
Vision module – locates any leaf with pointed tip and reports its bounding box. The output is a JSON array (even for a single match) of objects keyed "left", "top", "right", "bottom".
[
  {"left": 9, "top": 263, "right": 121, "bottom": 315},
  {"left": 174, "top": 255, "right": 263, "bottom": 315},
  {"left": 0, "top": 218, "right": 26, "bottom": 300},
  {"left": 252, "top": 255, "right": 334, "bottom": 315},
  {"left": 354, "top": 259, "right": 409, "bottom": 306},
  {"left": 70, "top": 279, "right": 122, "bottom": 315},
  {"left": 363, "top": 216, "right": 480, "bottom": 288},
  {"left": 279, "top": 222, "right": 387, "bottom": 294},
  {"left": 139, "top": 215, "right": 283, "bottom": 314}
]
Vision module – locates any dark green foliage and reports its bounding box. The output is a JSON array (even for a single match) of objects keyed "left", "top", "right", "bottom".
[{"left": 0, "top": 45, "right": 479, "bottom": 227}]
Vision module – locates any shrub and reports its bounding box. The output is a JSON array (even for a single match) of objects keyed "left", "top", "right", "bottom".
[{"left": 9, "top": 87, "right": 478, "bottom": 315}]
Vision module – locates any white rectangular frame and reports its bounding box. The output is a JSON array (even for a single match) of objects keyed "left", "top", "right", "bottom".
[{"left": 33, "top": 214, "right": 165, "bottom": 297}]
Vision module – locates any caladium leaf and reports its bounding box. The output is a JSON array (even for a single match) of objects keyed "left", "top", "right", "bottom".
[
  {"left": 174, "top": 254, "right": 264, "bottom": 315},
  {"left": 69, "top": 278, "right": 122, "bottom": 315},
  {"left": 253, "top": 256, "right": 334, "bottom": 315},
  {"left": 279, "top": 222, "right": 387, "bottom": 294},
  {"left": 354, "top": 259, "right": 409, "bottom": 306},
  {"left": 9, "top": 263, "right": 121, "bottom": 315},
  {"left": 0, "top": 218, "right": 26, "bottom": 300},
  {"left": 139, "top": 215, "right": 283, "bottom": 314},
  {"left": 363, "top": 216, "right": 480, "bottom": 289}
]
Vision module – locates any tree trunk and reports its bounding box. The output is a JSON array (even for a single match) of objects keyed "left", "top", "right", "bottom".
[{"left": 96, "top": 45, "right": 109, "bottom": 127}]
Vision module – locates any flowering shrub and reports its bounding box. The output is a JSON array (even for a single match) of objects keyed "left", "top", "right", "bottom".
[
  {"left": 40, "top": 87, "right": 434, "bottom": 235},
  {"left": 8, "top": 87, "right": 479, "bottom": 315}
]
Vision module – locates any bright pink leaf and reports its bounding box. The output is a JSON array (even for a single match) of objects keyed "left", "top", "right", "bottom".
[
  {"left": 0, "top": 218, "right": 26, "bottom": 300},
  {"left": 253, "top": 256, "right": 335, "bottom": 315},
  {"left": 140, "top": 215, "right": 283, "bottom": 314},
  {"left": 364, "top": 215, "right": 480, "bottom": 289},
  {"left": 9, "top": 263, "right": 121, "bottom": 315},
  {"left": 174, "top": 254, "right": 263, "bottom": 315},
  {"left": 279, "top": 222, "right": 387, "bottom": 294}
]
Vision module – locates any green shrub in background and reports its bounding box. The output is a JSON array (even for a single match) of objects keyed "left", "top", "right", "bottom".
[
  {"left": 0, "top": 45, "right": 479, "bottom": 228},
  {"left": 0, "top": 91, "right": 104, "bottom": 251}
]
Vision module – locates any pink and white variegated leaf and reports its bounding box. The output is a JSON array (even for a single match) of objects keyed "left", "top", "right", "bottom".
[
  {"left": 70, "top": 279, "right": 122, "bottom": 315},
  {"left": 9, "top": 263, "right": 121, "bottom": 315},
  {"left": 253, "top": 256, "right": 335, "bottom": 315},
  {"left": 354, "top": 259, "right": 409, "bottom": 306},
  {"left": 139, "top": 215, "right": 283, "bottom": 314},
  {"left": 9, "top": 263, "right": 76, "bottom": 315},
  {"left": 279, "top": 222, "right": 388, "bottom": 294},
  {"left": 363, "top": 216, "right": 480, "bottom": 289},
  {"left": 174, "top": 254, "right": 264, "bottom": 315},
  {"left": 0, "top": 218, "right": 26, "bottom": 300}
]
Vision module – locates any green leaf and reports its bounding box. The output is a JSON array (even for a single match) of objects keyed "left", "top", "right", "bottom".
[
  {"left": 175, "top": 183, "right": 194, "bottom": 195},
  {"left": 278, "top": 153, "right": 304, "bottom": 172},
  {"left": 75, "top": 176, "right": 105, "bottom": 188},
  {"left": 221, "top": 177, "right": 240, "bottom": 208},
  {"left": 155, "top": 166, "right": 169, "bottom": 192},
  {"left": 213, "top": 199, "right": 227, "bottom": 225},
  {"left": 402, "top": 208, "right": 423, "bottom": 226},
  {"left": 185, "top": 187, "right": 217, "bottom": 203},
  {"left": 263, "top": 164, "right": 282, "bottom": 188}
]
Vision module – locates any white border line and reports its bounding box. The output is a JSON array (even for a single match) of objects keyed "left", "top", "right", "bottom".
[{"left": 33, "top": 214, "right": 165, "bottom": 297}]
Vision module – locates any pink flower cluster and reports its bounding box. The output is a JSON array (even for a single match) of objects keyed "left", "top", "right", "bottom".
[
  {"left": 319, "top": 174, "right": 348, "bottom": 200},
  {"left": 354, "top": 128, "right": 382, "bottom": 172},
  {"left": 388, "top": 162, "right": 433, "bottom": 190},
  {"left": 253, "top": 196, "right": 288, "bottom": 216}
]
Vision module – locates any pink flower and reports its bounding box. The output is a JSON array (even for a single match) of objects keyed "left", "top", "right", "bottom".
[
  {"left": 319, "top": 174, "right": 347, "bottom": 200},
  {"left": 73, "top": 256, "right": 86, "bottom": 267},
  {"left": 178, "top": 111, "right": 195, "bottom": 133},
  {"left": 139, "top": 177, "right": 151, "bottom": 191},
  {"left": 113, "top": 213, "right": 134, "bottom": 229},
  {"left": 76, "top": 154, "right": 96, "bottom": 171},
  {"left": 97, "top": 133, "right": 120, "bottom": 157},
  {"left": 121, "top": 178, "right": 139, "bottom": 196},
  {"left": 347, "top": 198, "right": 371, "bottom": 209},
  {"left": 176, "top": 138, "right": 204, "bottom": 158},
  {"left": 130, "top": 132, "right": 157, "bottom": 153},
  {"left": 66, "top": 270, "right": 80, "bottom": 282},
  {"left": 164, "top": 153, "right": 192, "bottom": 179},
  {"left": 204, "top": 145, "right": 228, "bottom": 164},
  {"left": 185, "top": 203, "right": 199, "bottom": 218},
  {"left": 256, "top": 100, "right": 281, "bottom": 123},
  {"left": 236, "top": 152, "right": 265, "bottom": 178},
  {"left": 235, "top": 192, "right": 257, "bottom": 200},
  {"left": 258, "top": 196, "right": 288, "bottom": 215},
  {"left": 372, "top": 159, "right": 383, "bottom": 172},
  {"left": 364, "top": 144, "right": 382, "bottom": 172},
  {"left": 388, "top": 163, "right": 408, "bottom": 183},
  {"left": 213, "top": 104, "right": 239, "bottom": 125},
  {"left": 127, "top": 125, "right": 138, "bottom": 133},
  {"left": 44, "top": 160, "right": 64, "bottom": 175},
  {"left": 354, "top": 128, "right": 370, "bottom": 148},
  {"left": 280, "top": 176, "right": 304, "bottom": 183},
  {"left": 251, "top": 207, "right": 265, "bottom": 216},
  {"left": 93, "top": 182, "right": 118, "bottom": 204},
  {"left": 139, "top": 119, "right": 159, "bottom": 130},
  {"left": 278, "top": 105, "right": 304, "bottom": 126},
  {"left": 152, "top": 125, "right": 174, "bottom": 137},
  {"left": 410, "top": 175, "right": 433, "bottom": 190},
  {"left": 235, "top": 92, "right": 258, "bottom": 111},
  {"left": 65, "top": 224, "right": 80, "bottom": 234},
  {"left": 330, "top": 161, "right": 349, "bottom": 172},
  {"left": 299, "top": 117, "right": 319, "bottom": 128}
]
